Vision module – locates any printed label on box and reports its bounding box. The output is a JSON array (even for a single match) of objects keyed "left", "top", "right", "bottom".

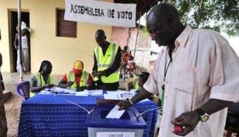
[{"left": 96, "top": 132, "right": 135, "bottom": 137}]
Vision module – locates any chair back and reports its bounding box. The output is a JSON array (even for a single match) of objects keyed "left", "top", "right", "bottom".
[{"left": 16, "top": 81, "right": 30, "bottom": 100}]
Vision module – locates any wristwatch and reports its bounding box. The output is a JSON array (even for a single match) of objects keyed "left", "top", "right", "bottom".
[
  {"left": 126, "top": 98, "right": 134, "bottom": 105},
  {"left": 195, "top": 108, "right": 209, "bottom": 122}
]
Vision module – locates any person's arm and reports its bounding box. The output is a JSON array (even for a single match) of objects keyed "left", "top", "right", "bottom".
[
  {"left": 87, "top": 73, "right": 94, "bottom": 85},
  {"left": 197, "top": 99, "right": 233, "bottom": 115},
  {"left": 172, "top": 99, "right": 232, "bottom": 136},
  {"left": 31, "top": 85, "right": 50, "bottom": 93},
  {"left": 85, "top": 73, "right": 95, "bottom": 90},
  {"left": 58, "top": 74, "right": 69, "bottom": 88},
  {"left": 29, "top": 75, "right": 49, "bottom": 93},
  {"left": 118, "top": 87, "right": 153, "bottom": 110},
  {"left": 0, "top": 53, "right": 2, "bottom": 67},
  {"left": 103, "top": 46, "right": 121, "bottom": 77},
  {"left": 92, "top": 53, "right": 98, "bottom": 75},
  {"left": 14, "top": 33, "right": 18, "bottom": 50}
]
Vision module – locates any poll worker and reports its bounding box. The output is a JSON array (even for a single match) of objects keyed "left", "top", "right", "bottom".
[
  {"left": 118, "top": 3, "right": 239, "bottom": 137},
  {"left": 29, "top": 60, "right": 54, "bottom": 97},
  {"left": 58, "top": 60, "right": 94, "bottom": 91},
  {"left": 129, "top": 72, "right": 150, "bottom": 91},
  {"left": 92, "top": 29, "right": 121, "bottom": 91}
]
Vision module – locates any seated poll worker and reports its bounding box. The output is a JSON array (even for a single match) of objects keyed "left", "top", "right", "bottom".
[
  {"left": 135, "top": 72, "right": 159, "bottom": 103},
  {"left": 58, "top": 60, "right": 94, "bottom": 91},
  {"left": 29, "top": 60, "right": 54, "bottom": 97},
  {"left": 118, "top": 3, "right": 239, "bottom": 137},
  {"left": 92, "top": 29, "right": 121, "bottom": 91},
  {"left": 130, "top": 72, "right": 150, "bottom": 92}
]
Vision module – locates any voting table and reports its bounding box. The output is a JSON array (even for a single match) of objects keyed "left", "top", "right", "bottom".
[{"left": 18, "top": 88, "right": 158, "bottom": 137}]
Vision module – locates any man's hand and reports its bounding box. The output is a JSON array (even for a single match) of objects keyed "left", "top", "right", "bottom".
[
  {"left": 45, "top": 84, "right": 54, "bottom": 89},
  {"left": 117, "top": 88, "right": 152, "bottom": 111},
  {"left": 76, "top": 86, "right": 86, "bottom": 91},
  {"left": 15, "top": 45, "right": 18, "bottom": 50},
  {"left": 95, "top": 71, "right": 105, "bottom": 78},
  {"left": 87, "top": 84, "right": 96, "bottom": 90},
  {"left": 117, "top": 100, "right": 132, "bottom": 110},
  {"left": 92, "top": 71, "right": 97, "bottom": 77},
  {"left": 67, "top": 81, "right": 74, "bottom": 87},
  {"left": 171, "top": 111, "right": 200, "bottom": 136}
]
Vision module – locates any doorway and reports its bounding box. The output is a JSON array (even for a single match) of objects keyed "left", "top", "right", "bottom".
[{"left": 9, "top": 11, "right": 31, "bottom": 72}]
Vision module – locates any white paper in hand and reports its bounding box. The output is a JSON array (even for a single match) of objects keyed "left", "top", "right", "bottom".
[{"left": 106, "top": 105, "right": 125, "bottom": 119}]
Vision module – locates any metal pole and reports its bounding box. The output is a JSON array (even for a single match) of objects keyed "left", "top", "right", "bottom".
[
  {"left": 133, "top": 11, "right": 142, "bottom": 60},
  {"left": 17, "top": 0, "right": 23, "bottom": 81}
]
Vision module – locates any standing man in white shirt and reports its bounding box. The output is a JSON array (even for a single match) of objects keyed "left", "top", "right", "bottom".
[
  {"left": 118, "top": 3, "right": 239, "bottom": 137},
  {"left": 14, "top": 22, "right": 30, "bottom": 73}
]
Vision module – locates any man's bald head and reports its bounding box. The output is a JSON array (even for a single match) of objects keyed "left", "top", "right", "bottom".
[
  {"left": 146, "top": 3, "right": 184, "bottom": 46},
  {"left": 147, "top": 3, "right": 180, "bottom": 28},
  {"left": 95, "top": 29, "right": 106, "bottom": 41},
  {"left": 95, "top": 29, "right": 107, "bottom": 47}
]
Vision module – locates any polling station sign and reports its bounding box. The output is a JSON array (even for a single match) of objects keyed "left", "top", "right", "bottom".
[{"left": 64, "top": 0, "right": 136, "bottom": 27}]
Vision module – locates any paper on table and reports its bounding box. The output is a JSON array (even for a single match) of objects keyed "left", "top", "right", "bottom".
[
  {"left": 104, "top": 94, "right": 119, "bottom": 100},
  {"left": 39, "top": 90, "right": 51, "bottom": 94},
  {"left": 75, "top": 91, "right": 89, "bottom": 96},
  {"left": 119, "top": 92, "right": 135, "bottom": 100},
  {"left": 89, "top": 90, "right": 103, "bottom": 96},
  {"left": 106, "top": 105, "right": 125, "bottom": 119}
]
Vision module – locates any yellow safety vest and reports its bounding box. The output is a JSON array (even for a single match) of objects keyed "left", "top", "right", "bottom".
[
  {"left": 30, "top": 72, "right": 54, "bottom": 97},
  {"left": 94, "top": 43, "right": 120, "bottom": 83},
  {"left": 133, "top": 79, "right": 139, "bottom": 90},
  {"left": 67, "top": 71, "right": 89, "bottom": 90}
]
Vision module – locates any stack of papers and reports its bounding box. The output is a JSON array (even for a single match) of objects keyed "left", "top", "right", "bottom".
[
  {"left": 75, "top": 90, "right": 103, "bottom": 96},
  {"left": 104, "top": 91, "right": 136, "bottom": 100}
]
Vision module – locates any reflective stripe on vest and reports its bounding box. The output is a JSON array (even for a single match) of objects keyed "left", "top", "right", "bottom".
[
  {"left": 94, "top": 43, "right": 119, "bottom": 83},
  {"left": 67, "top": 71, "right": 89, "bottom": 90},
  {"left": 30, "top": 72, "right": 54, "bottom": 97}
]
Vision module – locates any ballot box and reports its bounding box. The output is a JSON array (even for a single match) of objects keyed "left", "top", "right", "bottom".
[{"left": 86, "top": 106, "right": 146, "bottom": 137}]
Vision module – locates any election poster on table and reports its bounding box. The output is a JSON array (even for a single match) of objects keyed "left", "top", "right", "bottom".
[{"left": 64, "top": 0, "right": 136, "bottom": 27}]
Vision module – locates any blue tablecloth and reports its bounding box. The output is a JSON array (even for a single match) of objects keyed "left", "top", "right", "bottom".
[{"left": 18, "top": 94, "right": 157, "bottom": 137}]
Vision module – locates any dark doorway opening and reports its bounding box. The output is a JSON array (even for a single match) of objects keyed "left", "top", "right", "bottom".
[{"left": 10, "top": 11, "right": 30, "bottom": 72}]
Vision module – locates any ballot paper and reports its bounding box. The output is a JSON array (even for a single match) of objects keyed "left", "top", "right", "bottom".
[{"left": 106, "top": 105, "right": 125, "bottom": 119}]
